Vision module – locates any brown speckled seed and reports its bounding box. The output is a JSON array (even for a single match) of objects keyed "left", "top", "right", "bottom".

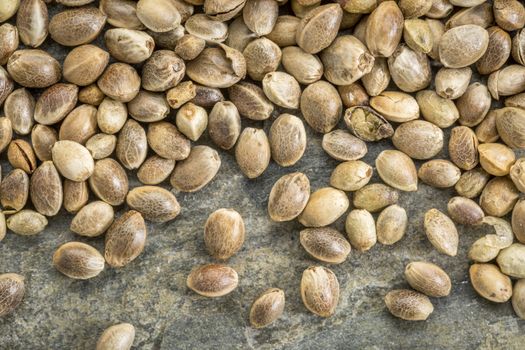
[
  {"left": 126, "top": 186, "right": 180, "bottom": 223},
  {"left": 204, "top": 208, "right": 245, "bottom": 260},
  {"left": 105, "top": 210, "right": 147, "bottom": 268},
  {"left": 187, "top": 264, "right": 239, "bottom": 297},
  {"left": 53, "top": 242, "right": 105, "bottom": 279},
  {"left": 249, "top": 288, "right": 285, "bottom": 329},
  {"left": 0, "top": 273, "right": 25, "bottom": 317}
]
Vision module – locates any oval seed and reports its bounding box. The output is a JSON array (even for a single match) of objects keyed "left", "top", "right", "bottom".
[
  {"left": 7, "top": 209, "right": 47, "bottom": 235},
  {"left": 512, "top": 279, "right": 525, "bottom": 320},
  {"left": 117, "top": 119, "right": 148, "bottom": 169},
  {"left": 70, "top": 201, "right": 114, "bottom": 237},
  {"left": 269, "top": 114, "right": 306, "bottom": 167},
  {"left": 4, "top": 88, "right": 35, "bottom": 135},
  {"left": 34, "top": 83, "right": 78, "bottom": 126},
  {"left": 469, "top": 263, "right": 512, "bottom": 303},
  {"left": 418, "top": 159, "right": 461, "bottom": 189},
  {"left": 0, "top": 117, "right": 13, "bottom": 154},
  {"left": 268, "top": 172, "right": 310, "bottom": 222},
  {"left": 86, "top": 134, "right": 117, "bottom": 160},
  {"left": 424, "top": 208, "right": 458, "bottom": 256},
  {"left": 30, "top": 161, "right": 62, "bottom": 216},
  {"left": 137, "top": 156, "right": 176, "bottom": 185},
  {"left": 330, "top": 160, "right": 372, "bottom": 192},
  {"left": 96, "top": 323, "right": 135, "bottom": 350},
  {"left": 235, "top": 128, "right": 271, "bottom": 179},
  {"left": 7, "top": 49, "right": 61, "bottom": 88},
  {"left": 416, "top": 90, "right": 459, "bottom": 128},
  {"left": 97, "top": 63, "right": 141, "bottom": 103},
  {"left": 512, "top": 199, "right": 525, "bottom": 243},
  {"left": 105, "top": 210, "right": 147, "bottom": 268},
  {"left": 405, "top": 262, "right": 451, "bottom": 297},
  {"left": 170, "top": 146, "right": 221, "bottom": 192},
  {"left": 63, "top": 45, "right": 109, "bottom": 87},
  {"left": 469, "top": 216, "right": 514, "bottom": 262},
  {"left": 53, "top": 242, "right": 105, "bottom": 279},
  {"left": 376, "top": 150, "right": 418, "bottom": 192},
  {"left": 392, "top": 120, "right": 444, "bottom": 160},
  {"left": 63, "top": 180, "right": 89, "bottom": 214},
  {"left": 497, "top": 244, "right": 525, "bottom": 278},
  {"left": 370, "top": 91, "right": 419, "bottom": 123},
  {"left": 59, "top": 104, "right": 98, "bottom": 145},
  {"left": 447, "top": 196, "right": 484, "bottom": 226},
  {"left": 384, "top": 289, "right": 434, "bottom": 321},
  {"left": 126, "top": 186, "right": 180, "bottom": 223},
  {"left": 16, "top": 0, "right": 48, "bottom": 48},
  {"left": 300, "top": 266, "right": 339, "bottom": 317},
  {"left": 104, "top": 28, "right": 154, "bottom": 64},
  {"left": 204, "top": 208, "right": 245, "bottom": 260},
  {"left": 376, "top": 205, "right": 408, "bottom": 245},
  {"left": 455, "top": 167, "right": 490, "bottom": 199},
  {"left": 439, "top": 25, "right": 489, "bottom": 68},
  {"left": 249, "top": 288, "right": 285, "bottom": 329},
  {"left": 142, "top": 50, "right": 185, "bottom": 92},
  {"left": 128, "top": 91, "right": 170, "bottom": 123},
  {"left": 7, "top": 139, "right": 36, "bottom": 174},
  {"left": 298, "top": 187, "right": 349, "bottom": 228},
  {"left": 187, "top": 264, "right": 239, "bottom": 297},
  {"left": 228, "top": 82, "right": 273, "bottom": 121},
  {"left": 321, "top": 130, "right": 367, "bottom": 161},
  {"left": 295, "top": 4, "right": 342, "bottom": 54},
  {"left": 478, "top": 143, "right": 516, "bottom": 176},
  {"left": 345, "top": 209, "right": 376, "bottom": 252},
  {"left": 208, "top": 101, "right": 241, "bottom": 150},
  {"left": 1, "top": 169, "right": 29, "bottom": 212},
  {"left": 176, "top": 103, "right": 208, "bottom": 142},
  {"left": 147, "top": 121, "right": 190, "bottom": 161},
  {"left": 353, "top": 183, "right": 399, "bottom": 213},
  {"left": 52, "top": 140, "right": 94, "bottom": 182},
  {"left": 89, "top": 158, "right": 129, "bottom": 206},
  {"left": 0, "top": 273, "right": 25, "bottom": 317},
  {"left": 301, "top": 81, "right": 342, "bottom": 133},
  {"left": 480, "top": 177, "right": 519, "bottom": 217},
  {"left": 300, "top": 227, "right": 351, "bottom": 264},
  {"left": 449, "top": 126, "right": 479, "bottom": 170}
]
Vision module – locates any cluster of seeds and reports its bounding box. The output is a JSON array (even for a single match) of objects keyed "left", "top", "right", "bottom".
[{"left": 1, "top": 0, "right": 525, "bottom": 346}]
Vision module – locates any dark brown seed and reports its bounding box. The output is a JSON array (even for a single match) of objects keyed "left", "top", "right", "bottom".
[
  {"left": 447, "top": 196, "right": 484, "bottom": 226},
  {"left": 0, "top": 273, "right": 25, "bottom": 317}
]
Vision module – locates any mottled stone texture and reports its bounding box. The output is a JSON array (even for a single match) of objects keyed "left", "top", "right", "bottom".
[{"left": 1, "top": 2, "right": 525, "bottom": 349}]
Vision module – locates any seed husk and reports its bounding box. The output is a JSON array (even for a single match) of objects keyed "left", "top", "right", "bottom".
[
  {"left": 105, "top": 210, "right": 147, "bottom": 268},
  {"left": 228, "top": 82, "right": 274, "bottom": 121},
  {"left": 269, "top": 114, "right": 306, "bottom": 167},
  {"left": 30, "top": 161, "right": 62, "bottom": 217},
  {"left": 469, "top": 216, "right": 514, "bottom": 262},
  {"left": 281, "top": 46, "right": 323, "bottom": 85},
  {"left": 416, "top": 90, "right": 459, "bottom": 128},
  {"left": 116, "top": 119, "right": 148, "bottom": 169},
  {"left": 4, "top": 88, "right": 34, "bottom": 136},
  {"left": 175, "top": 103, "right": 208, "bottom": 142},
  {"left": 405, "top": 262, "right": 451, "bottom": 297},
  {"left": 59, "top": 104, "right": 97, "bottom": 145},
  {"left": 388, "top": 44, "right": 431, "bottom": 92},
  {"left": 208, "top": 101, "right": 241, "bottom": 150},
  {"left": 512, "top": 279, "right": 525, "bottom": 319},
  {"left": 7, "top": 49, "right": 61, "bottom": 88},
  {"left": 300, "top": 266, "right": 339, "bottom": 317},
  {"left": 295, "top": 4, "right": 343, "bottom": 54},
  {"left": 204, "top": 0, "right": 244, "bottom": 21},
  {"left": 268, "top": 172, "right": 310, "bottom": 222},
  {"left": 187, "top": 264, "right": 239, "bottom": 297},
  {"left": 448, "top": 126, "right": 479, "bottom": 170},
  {"left": 496, "top": 244, "right": 525, "bottom": 278},
  {"left": 376, "top": 204, "right": 407, "bottom": 245},
  {"left": 495, "top": 107, "right": 525, "bottom": 149},
  {"left": 170, "top": 146, "right": 221, "bottom": 192},
  {"left": 418, "top": 159, "right": 461, "bottom": 189},
  {"left": 447, "top": 196, "right": 484, "bottom": 226},
  {"left": 424, "top": 208, "right": 458, "bottom": 256},
  {"left": 469, "top": 263, "right": 512, "bottom": 303},
  {"left": 63, "top": 180, "right": 89, "bottom": 214},
  {"left": 70, "top": 201, "right": 114, "bottom": 238},
  {"left": 225, "top": 16, "right": 257, "bottom": 52},
  {"left": 478, "top": 143, "right": 516, "bottom": 176},
  {"left": 137, "top": 156, "right": 175, "bottom": 185},
  {"left": 0, "top": 169, "right": 29, "bottom": 212},
  {"left": 301, "top": 81, "right": 342, "bottom": 134},
  {"left": 298, "top": 187, "right": 349, "bottom": 227},
  {"left": 300, "top": 227, "right": 351, "bottom": 264},
  {"left": 7, "top": 139, "right": 37, "bottom": 174},
  {"left": 126, "top": 186, "right": 180, "bottom": 223},
  {"left": 384, "top": 289, "right": 434, "bottom": 321},
  {"left": 344, "top": 106, "right": 394, "bottom": 141},
  {"left": 249, "top": 288, "right": 285, "bottom": 329},
  {"left": 435, "top": 67, "right": 472, "bottom": 100},
  {"left": 49, "top": 7, "right": 106, "bottom": 46},
  {"left": 136, "top": 0, "right": 181, "bottom": 32},
  {"left": 370, "top": 91, "right": 419, "bottom": 123},
  {"left": 16, "top": 0, "right": 48, "bottom": 48},
  {"left": 366, "top": 2, "right": 403, "bottom": 57},
  {"left": 353, "top": 183, "right": 399, "bottom": 213},
  {"left": 204, "top": 208, "right": 245, "bottom": 260},
  {"left": 167, "top": 81, "right": 196, "bottom": 110},
  {"left": 376, "top": 150, "right": 418, "bottom": 192},
  {"left": 53, "top": 242, "right": 104, "bottom": 279},
  {"left": 345, "top": 209, "right": 376, "bottom": 252},
  {"left": 89, "top": 158, "right": 129, "bottom": 206},
  {"left": 6, "top": 209, "right": 47, "bottom": 235},
  {"left": 330, "top": 160, "right": 372, "bottom": 192},
  {"left": 480, "top": 177, "right": 519, "bottom": 217},
  {"left": 0, "top": 273, "right": 24, "bottom": 317},
  {"left": 96, "top": 323, "right": 135, "bottom": 350},
  {"left": 235, "top": 128, "right": 271, "bottom": 179},
  {"left": 321, "top": 129, "right": 367, "bottom": 161},
  {"left": 439, "top": 25, "right": 489, "bottom": 68}
]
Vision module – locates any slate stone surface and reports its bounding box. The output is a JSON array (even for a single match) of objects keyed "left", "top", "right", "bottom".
[{"left": 1, "top": 1, "right": 525, "bottom": 349}]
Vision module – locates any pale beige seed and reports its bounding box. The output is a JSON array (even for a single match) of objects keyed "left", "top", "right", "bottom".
[
  {"left": 512, "top": 279, "right": 525, "bottom": 319},
  {"left": 439, "top": 25, "right": 489, "bottom": 68},
  {"left": 97, "top": 98, "right": 127, "bottom": 135},
  {"left": 6, "top": 209, "right": 47, "bottom": 235},
  {"left": 416, "top": 90, "right": 459, "bottom": 128},
  {"left": 4, "top": 88, "right": 34, "bottom": 136},
  {"left": 30, "top": 161, "right": 62, "bottom": 217},
  {"left": 475, "top": 110, "right": 499, "bottom": 143},
  {"left": 187, "top": 264, "right": 239, "bottom": 297},
  {"left": 300, "top": 227, "right": 351, "bottom": 264},
  {"left": 365, "top": 2, "right": 403, "bottom": 57},
  {"left": 0, "top": 273, "right": 24, "bottom": 317},
  {"left": 345, "top": 209, "right": 376, "bottom": 252},
  {"left": 235, "top": 128, "right": 271, "bottom": 179},
  {"left": 268, "top": 172, "right": 310, "bottom": 222},
  {"left": 494, "top": 107, "right": 525, "bottom": 149},
  {"left": 322, "top": 130, "right": 367, "bottom": 162},
  {"left": 376, "top": 150, "right": 417, "bottom": 192},
  {"left": 478, "top": 143, "right": 516, "bottom": 176},
  {"left": 424, "top": 209, "right": 458, "bottom": 256},
  {"left": 16, "top": 0, "right": 48, "bottom": 48},
  {"left": 497, "top": 244, "right": 525, "bottom": 278},
  {"left": 89, "top": 158, "right": 129, "bottom": 206},
  {"left": 469, "top": 263, "right": 512, "bottom": 303},
  {"left": 185, "top": 13, "right": 228, "bottom": 43},
  {"left": 384, "top": 289, "right": 434, "bottom": 321},
  {"left": 170, "top": 146, "right": 221, "bottom": 192},
  {"left": 52, "top": 141, "right": 94, "bottom": 182},
  {"left": 361, "top": 58, "right": 390, "bottom": 97},
  {"left": 243, "top": 0, "right": 278, "bottom": 36},
  {"left": 266, "top": 15, "right": 300, "bottom": 47},
  {"left": 480, "top": 177, "right": 519, "bottom": 217},
  {"left": 204, "top": 208, "right": 245, "bottom": 260},
  {"left": 105, "top": 210, "right": 147, "bottom": 268},
  {"left": 63, "top": 180, "right": 89, "bottom": 214},
  {"left": 79, "top": 84, "right": 105, "bottom": 107},
  {"left": 225, "top": 16, "right": 257, "bottom": 52},
  {"left": 435, "top": 67, "right": 472, "bottom": 100},
  {"left": 469, "top": 216, "right": 514, "bottom": 262},
  {"left": 447, "top": 196, "right": 484, "bottom": 226},
  {"left": 117, "top": 119, "right": 148, "bottom": 169},
  {"left": 298, "top": 187, "right": 349, "bottom": 227},
  {"left": 0, "top": 0, "right": 20, "bottom": 23},
  {"left": 249, "top": 288, "right": 285, "bottom": 329},
  {"left": 513, "top": 199, "right": 525, "bottom": 244},
  {"left": 30, "top": 124, "right": 56, "bottom": 162},
  {"left": 86, "top": 134, "right": 117, "bottom": 160},
  {"left": 370, "top": 91, "right": 419, "bottom": 123},
  {"left": 300, "top": 266, "right": 339, "bottom": 317},
  {"left": 262, "top": 72, "right": 301, "bottom": 109},
  {"left": 330, "top": 160, "right": 372, "bottom": 192},
  {"left": 403, "top": 18, "right": 433, "bottom": 53},
  {"left": 137, "top": 0, "right": 181, "bottom": 32},
  {"left": 99, "top": 0, "right": 143, "bottom": 30},
  {"left": 418, "top": 159, "right": 461, "bottom": 189},
  {"left": 243, "top": 38, "right": 282, "bottom": 81},
  {"left": 137, "top": 156, "right": 175, "bottom": 185},
  {"left": 71, "top": 201, "right": 114, "bottom": 237},
  {"left": 387, "top": 44, "right": 431, "bottom": 92},
  {"left": 204, "top": 0, "right": 245, "bottom": 21},
  {"left": 353, "top": 183, "right": 399, "bottom": 213},
  {"left": 126, "top": 186, "right": 180, "bottom": 223},
  {"left": 454, "top": 167, "right": 490, "bottom": 199},
  {"left": 176, "top": 102, "right": 208, "bottom": 142},
  {"left": 376, "top": 205, "right": 407, "bottom": 245},
  {"left": 174, "top": 34, "right": 204, "bottom": 61},
  {"left": 53, "top": 242, "right": 104, "bottom": 279},
  {"left": 281, "top": 46, "right": 323, "bottom": 85},
  {"left": 392, "top": 120, "right": 444, "bottom": 160},
  {"left": 96, "top": 323, "right": 135, "bottom": 350},
  {"left": 405, "top": 262, "right": 451, "bottom": 297},
  {"left": 269, "top": 114, "right": 306, "bottom": 167},
  {"left": 105, "top": 28, "right": 154, "bottom": 64}
]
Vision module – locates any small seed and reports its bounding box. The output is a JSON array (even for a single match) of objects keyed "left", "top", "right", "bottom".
[
  {"left": 187, "top": 264, "right": 239, "bottom": 297},
  {"left": 89, "top": 158, "right": 129, "bottom": 206},
  {"left": 497, "top": 244, "right": 525, "bottom": 278},
  {"left": 405, "top": 262, "right": 451, "bottom": 297},
  {"left": 170, "top": 146, "right": 221, "bottom": 192},
  {"left": 127, "top": 90, "right": 169, "bottom": 123},
  {"left": 330, "top": 160, "right": 372, "bottom": 192},
  {"left": 204, "top": 208, "right": 245, "bottom": 260},
  {"left": 469, "top": 216, "right": 514, "bottom": 262},
  {"left": 4, "top": 88, "right": 35, "bottom": 135},
  {"left": 376, "top": 205, "right": 407, "bottom": 245},
  {"left": 137, "top": 156, "right": 175, "bottom": 185},
  {"left": 30, "top": 161, "right": 63, "bottom": 217},
  {"left": 480, "top": 177, "right": 519, "bottom": 217},
  {"left": 0, "top": 273, "right": 25, "bottom": 317},
  {"left": 457, "top": 83, "right": 491, "bottom": 127},
  {"left": 475, "top": 110, "right": 499, "bottom": 143},
  {"left": 321, "top": 129, "right": 367, "bottom": 162},
  {"left": 353, "top": 183, "right": 399, "bottom": 213},
  {"left": 97, "top": 98, "right": 127, "bottom": 135},
  {"left": 345, "top": 209, "right": 376, "bottom": 252},
  {"left": 478, "top": 143, "right": 515, "bottom": 176},
  {"left": 300, "top": 227, "right": 351, "bottom": 264},
  {"left": 361, "top": 58, "right": 390, "bottom": 97},
  {"left": 268, "top": 172, "right": 310, "bottom": 222},
  {"left": 117, "top": 119, "right": 148, "bottom": 169},
  {"left": 338, "top": 82, "right": 370, "bottom": 108},
  {"left": 59, "top": 104, "right": 97, "bottom": 145},
  {"left": 266, "top": 15, "right": 300, "bottom": 47},
  {"left": 454, "top": 167, "right": 490, "bottom": 199},
  {"left": 376, "top": 150, "right": 418, "bottom": 192},
  {"left": 63, "top": 180, "right": 89, "bottom": 214},
  {"left": 300, "top": 266, "right": 339, "bottom": 317},
  {"left": 418, "top": 159, "right": 461, "bottom": 189},
  {"left": 96, "top": 323, "right": 135, "bottom": 350},
  {"left": 185, "top": 13, "right": 228, "bottom": 43},
  {"left": 416, "top": 90, "right": 459, "bottom": 128},
  {"left": 392, "top": 120, "right": 444, "bottom": 160},
  {"left": 192, "top": 85, "right": 225, "bottom": 108},
  {"left": 176, "top": 102, "right": 208, "bottom": 142},
  {"left": 512, "top": 279, "right": 525, "bottom": 320},
  {"left": 384, "top": 289, "right": 434, "bottom": 321},
  {"left": 97, "top": 63, "right": 141, "bottom": 103},
  {"left": 469, "top": 263, "right": 512, "bottom": 303},
  {"left": 249, "top": 288, "right": 285, "bottom": 329},
  {"left": 226, "top": 16, "right": 257, "bottom": 52},
  {"left": 167, "top": 81, "right": 196, "bottom": 110},
  {"left": 53, "top": 242, "right": 105, "bottom": 279},
  {"left": 229, "top": 82, "right": 273, "bottom": 121},
  {"left": 403, "top": 18, "right": 433, "bottom": 53},
  {"left": 126, "top": 186, "right": 180, "bottom": 223},
  {"left": 71, "top": 201, "right": 114, "bottom": 237},
  {"left": 447, "top": 196, "right": 484, "bottom": 226},
  {"left": 100, "top": 0, "right": 143, "bottom": 30},
  {"left": 298, "top": 187, "right": 349, "bottom": 227},
  {"left": 7, "top": 139, "right": 37, "bottom": 174},
  {"left": 105, "top": 210, "right": 147, "bottom": 268},
  {"left": 424, "top": 208, "right": 458, "bottom": 256},
  {"left": 0, "top": 169, "right": 29, "bottom": 212}
]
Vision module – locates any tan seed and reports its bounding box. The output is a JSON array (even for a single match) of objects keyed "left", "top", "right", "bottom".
[
  {"left": 300, "top": 227, "right": 351, "bottom": 264},
  {"left": 330, "top": 160, "right": 372, "bottom": 192},
  {"left": 269, "top": 114, "right": 306, "bottom": 167},
  {"left": 301, "top": 81, "right": 342, "bottom": 133},
  {"left": 0, "top": 169, "right": 29, "bottom": 212},
  {"left": 418, "top": 159, "right": 461, "bottom": 189},
  {"left": 321, "top": 130, "right": 367, "bottom": 161},
  {"left": 34, "top": 83, "right": 78, "bottom": 126},
  {"left": 105, "top": 210, "right": 147, "bottom": 268},
  {"left": 249, "top": 288, "right": 285, "bottom": 329},
  {"left": 345, "top": 209, "right": 376, "bottom": 252},
  {"left": 447, "top": 196, "right": 484, "bottom": 226},
  {"left": 137, "top": 156, "right": 176, "bottom": 185},
  {"left": 126, "top": 186, "right": 180, "bottom": 223},
  {"left": 63, "top": 45, "right": 110, "bottom": 86},
  {"left": 208, "top": 101, "right": 241, "bottom": 150},
  {"left": 405, "top": 262, "right": 451, "bottom": 297},
  {"left": 63, "top": 180, "right": 89, "bottom": 214},
  {"left": 300, "top": 266, "right": 339, "bottom": 317},
  {"left": 7, "top": 139, "right": 37, "bottom": 174},
  {"left": 376, "top": 150, "right": 418, "bottom": 192},
  {"left": 204, "top": 208, "right": 245, "bottom": 260},
  {"left": 117, "top": 119, "right": 148, "bottom": 169},
  {"left": 268, "top": 172, "right": 310, "bottom": 222},
  {"left": 424, "top": 208, "right": 458, "bottom": 256},
  {"left": 344, "top": 106, "right": 394, "bottom": 141},
  {"left": 512, "top": 279, "right": 525, "bottom": 319},
  {"left": 30, "top": 161, "right": 63, "bottom": 217},
  {"left": 52, "top": 140, "right": 94, "bottom": 182},
  {"left": 235, "top": 128, "right": 271, "bottom": 179},
  {"left": 376, "top": 205, "right": 407, "bottom": 245},
  {"left": 0, "top": 273, "right": 25, "bottom": 317},
  {"left": 469, "top": 263, "right": 512, "bottom": 303},
  {"left": 96, "top": 323, "right": 135, "bottom": 350},
  {"left": 53, "top": 242, "right": 104, "bottom": 279},
  {"left": 480, "top": 177, "right": 519, "bottom": 217},
  {"left": 49, "top": 7, "right": 106, "bottom": 46},
  {"left": 353, "top": 183, "right": 399, "bottom": 213},
  {"left": 384, "top": 289, "right": 434, "bottom": 321},
  {"left": 298, "top": 187, "right": 349, "bottom": 227},
  {"left": 70, "top": 201, "right": 114, "bottom": 237},
  {"left": 89, "top": 158, "right": 129, "bottom": 206},
  {"left": 6, "top": 209, "right": 47, "bottom": 235},
  {"left": 187, "top": 264, "right": 239, "bottom": 297},
  {"left": 497, "top": 244, "right": 525, "bottom": 278},
  {"left": 392, "top": 120, "right": 444, "bottom": 159},
  {"left": 170, "top": 146, "right": 221, "bottom": 192},
  {"left": 4, "top": 88, "right": 35, "bottom": 135}
]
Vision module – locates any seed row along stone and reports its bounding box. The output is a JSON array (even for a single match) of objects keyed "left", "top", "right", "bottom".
[{"left": 1, "top": 0, "right": 525, "bottom": 347}]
